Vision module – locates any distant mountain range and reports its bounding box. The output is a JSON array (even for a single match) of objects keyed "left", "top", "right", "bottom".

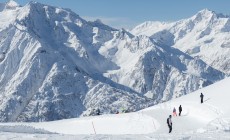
[{"left": 132, "top": 9, "right": 230, "bottom": 74}]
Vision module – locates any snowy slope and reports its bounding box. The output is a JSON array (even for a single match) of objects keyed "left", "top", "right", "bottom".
[
  {"left": 0, "top": 1, "right": 226, "bottom": 122},
  {"left": 0, "top": 77, "right": 229, "bottom": 139},
  {"left": 132, "top": 9, "right": 230, "bottom": 74}
]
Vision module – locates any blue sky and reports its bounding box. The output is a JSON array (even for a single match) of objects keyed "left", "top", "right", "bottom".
[{"left": 1, "top": 0, "right": 230, "bottom": 29}]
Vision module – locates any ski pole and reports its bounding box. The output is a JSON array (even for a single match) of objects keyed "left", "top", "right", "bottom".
[
  {"left": 152, "top": 119, "right": 156, "bottom": 130},
  {"left": 92, "top": 121, "right": 96, "bottom": 134}
]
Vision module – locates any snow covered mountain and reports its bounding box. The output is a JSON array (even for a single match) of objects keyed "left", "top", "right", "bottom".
[
  {"left": 100, "top": 34, "right": 224, "bottom": 102},
  {"left": 0, "top": 1, "right": 151, "bottom": 122},
  {"left": 0, "top": 1, "right": 226, "bottom": 122},
  {"left": 132, "top": 9, "right": 230, "bottom": 74}
]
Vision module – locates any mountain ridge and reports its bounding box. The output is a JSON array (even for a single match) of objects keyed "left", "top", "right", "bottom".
[{"left": 131, "top": 9, "right": 230, "bottom": 74}]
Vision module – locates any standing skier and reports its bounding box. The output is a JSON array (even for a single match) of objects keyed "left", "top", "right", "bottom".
[
  {"left": 179, "top": 105, "right": 182, "bottom": 116},
  {"left": 173, "top": 107, "right": 177, "bottom": 116},
  {"left": 167, "top": 115, "right": 172, "bottom": 133},
  {"left": 96, "top": 108, "right": 100, "bottom": 115},
  {"left": 200, "top": 93, "right": 204, "bottom": 103}
]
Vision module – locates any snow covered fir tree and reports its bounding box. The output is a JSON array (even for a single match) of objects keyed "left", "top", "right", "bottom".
[{"left": 0, "top": 0, "right": 229, "bottom": 139}]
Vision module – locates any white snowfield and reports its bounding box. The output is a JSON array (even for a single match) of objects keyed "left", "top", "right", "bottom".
[{"left": 0, "top": 77, "right": 229, "bottom": 139}]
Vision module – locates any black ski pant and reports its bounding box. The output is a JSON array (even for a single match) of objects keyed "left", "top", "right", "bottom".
[
  {"left": 179, "top": 111, "right": 181, "bottom": 116},
  {"left": 168, "top": 125, "right": 172, "bottom": 133}
]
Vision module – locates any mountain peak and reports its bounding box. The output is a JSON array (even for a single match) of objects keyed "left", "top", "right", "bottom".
[
  {"left": 198, "top": 9, "right": 215, "bottom": 14},
  {"left": 5, "top": 0, "right": 20, "bottom": 10},
  {"left": 194, "top": 9, "right": 217, "bottom": 19},
  {"left": 194, "top": 9, "right": 228, "bottom": 20}
]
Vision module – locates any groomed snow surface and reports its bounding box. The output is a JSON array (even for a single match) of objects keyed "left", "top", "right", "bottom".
[{"left": 0, "top": 77, "right": 229, "bottom": 139}]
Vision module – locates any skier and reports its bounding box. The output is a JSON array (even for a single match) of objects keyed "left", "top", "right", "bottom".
[
  {"left": 96, "top": 108, "right": 100, "bottom": 115},
  {"left": 179, "top": 105, "right": 182, "bottom": 116},
  {"left": 173, "top": 107, "right": 177, "bottom": 116},
  {"left": 200, "top": 93, "right": 204, "bottom": 103},
  {"left": 167, "top": 115, "right": 172, "bottom": 133}
]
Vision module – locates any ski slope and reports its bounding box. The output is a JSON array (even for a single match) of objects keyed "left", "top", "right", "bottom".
[{"left": 0, "top": 77, "right": 229, "bottom": 139}]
